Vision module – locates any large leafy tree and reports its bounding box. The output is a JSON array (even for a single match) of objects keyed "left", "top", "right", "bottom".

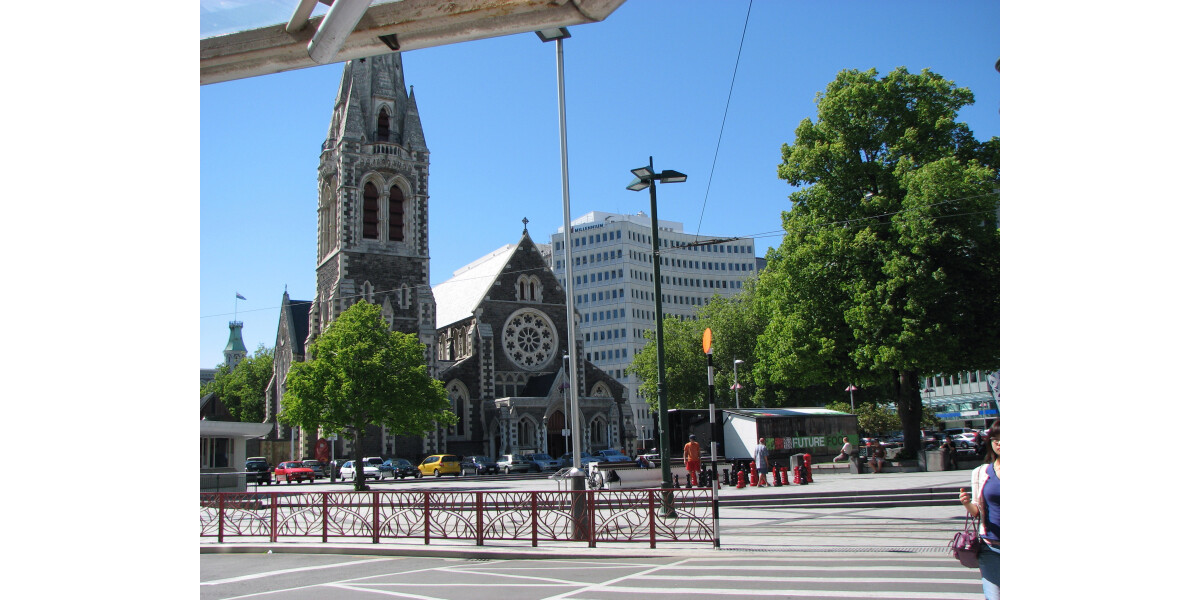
[
  {"left": 281, "top": 301, "right": 454, "bottom": 490},
  {"left": 759, "top": 67, "right": 999, "bottom": 457},
  {"left": 202, "top": 345, "right": 273, "bottom": 423},
  {"left": 696, "top": 283, "right": 762, "bottom": 407},
  {"left": 628, "top": 316, "right": 707, "bottom": 411}
]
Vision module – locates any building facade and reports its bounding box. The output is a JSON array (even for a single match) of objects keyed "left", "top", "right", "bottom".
[
  {"left": 263, "top": 54, "right": 635, "bottom": 461},
  {"left": 432, "top": 230, "right": 633, "bottom": 458},
  {"left": 922, "top": 370, "right": 1000, "bottom": 430},
  {"left": 548, "top": 211, "right": 760, "bottom": 439}
]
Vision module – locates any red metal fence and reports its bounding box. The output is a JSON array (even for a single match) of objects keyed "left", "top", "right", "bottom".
[{"left": 200, "top": 489, "right": 714, "bottom": 548}]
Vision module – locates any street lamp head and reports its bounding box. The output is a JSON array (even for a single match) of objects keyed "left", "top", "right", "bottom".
[
  {"left": 626, "top": 177, "right": 650, "bottom": 192},
  {"left": 658, "top": 169, "right": 687, "bottom": 184},
  {"left": 535, "top": 27, "right": 571, "bottom": 42},
  {"left": 733, "top": 359, "right": 745, "bottom": 365},
  {"left": 631, "top": 165, "right": 653, "bottom": 179}
]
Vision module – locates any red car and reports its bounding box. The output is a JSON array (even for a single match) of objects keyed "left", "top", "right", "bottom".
[{"left": 274, "top": 461, "right": 317, "bottom": 484}]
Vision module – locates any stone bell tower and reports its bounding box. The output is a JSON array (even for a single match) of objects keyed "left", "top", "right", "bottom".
[{"left": 308, "top": 52, "right": 436, "bottom": 361}]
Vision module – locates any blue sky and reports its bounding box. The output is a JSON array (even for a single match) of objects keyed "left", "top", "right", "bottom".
[{"left": 200, "top": 0, "right": 1000, "bottom": 368}]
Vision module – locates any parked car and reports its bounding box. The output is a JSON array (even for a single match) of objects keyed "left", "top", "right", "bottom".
[
  {"left": 943, "top": 427, "right": 978, "bottom": 439},
  {"left": 382, "top": 458, "right": 418, "bottom": 479},
  {"left": 365, "top": 456, "right": 388, "bottom": 477},
  {"left": 416, "top": 454, "right": 461, "bottom": 478},
  {"left": 339, "top": 460, "right": 382, "bottom": 481},
  {"left": 302, "top": 459, "right": 328, "bottom": 477},
  {"left": 523, "top": 453, "right": 563, "bottom": 473},
  {"left": 559, "top": 452, "right": 604, "bottom": 466},
  {"left": 497, "top": 453, "right": 532, "bottom": 474},
  {"left": 461, "top": 455, "right": 499, "bottom": 475},
  {"left": 950, "top": 433, "right": 979, "bottom": 451},
  {"left": 274, "top": 461, "right": 317, "bottom": 484},
  {"left": 245, "top": 457, "right": 272, "bottom": 485},
  {"left": 597, "top": 449, "right": 633, "bottom": 463}
]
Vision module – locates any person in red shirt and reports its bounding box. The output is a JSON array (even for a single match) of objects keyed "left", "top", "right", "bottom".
[{"left": 684, "top": 434, "right": 702, "bottom": 486}]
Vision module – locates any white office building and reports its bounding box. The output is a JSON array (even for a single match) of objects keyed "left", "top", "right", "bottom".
[{"left": 549, "top": 211, "right": 760, "bottom": 442}]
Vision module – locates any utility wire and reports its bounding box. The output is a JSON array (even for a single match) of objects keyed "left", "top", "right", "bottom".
[{"left": 694, "top": 0, "right": 754, "bottom": 236}]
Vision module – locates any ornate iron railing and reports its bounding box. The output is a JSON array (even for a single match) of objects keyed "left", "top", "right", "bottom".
[{"left": 200, "top": 489, "right": 714, "bottom": 548}]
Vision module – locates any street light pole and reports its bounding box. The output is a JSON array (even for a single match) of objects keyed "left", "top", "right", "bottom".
[
  {"left": 627, "top": 157, "right": 687, "bottom": 498},
  {"left": 537, "top": 26, "right": 582, "bottom": 475},
  {"left": 733, "top": 359, "right": 744, "bottom": 409}
]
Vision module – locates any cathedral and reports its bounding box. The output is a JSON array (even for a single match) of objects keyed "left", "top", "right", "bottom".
[{"left": 263, "top": 53, "right": 633, "bottom": 462}]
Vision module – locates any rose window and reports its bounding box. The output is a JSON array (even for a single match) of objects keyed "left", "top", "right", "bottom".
[{"left": 502, "top": 309, "right": 558, "bottom": 370}]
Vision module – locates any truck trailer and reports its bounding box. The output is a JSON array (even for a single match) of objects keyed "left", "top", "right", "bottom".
[{"left": 666, "top": 407, "right": 858, "bottom": 463}]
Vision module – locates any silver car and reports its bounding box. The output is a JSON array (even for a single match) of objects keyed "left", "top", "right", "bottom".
[
  {"left": 339, "top": 460, "right": 382, "bottom": 481},
  {"left": 523, "top": 453, "right": 563, "bottom": 473},
  {"left": 496, "top": 454, "right": 532, "bottom": 474}
]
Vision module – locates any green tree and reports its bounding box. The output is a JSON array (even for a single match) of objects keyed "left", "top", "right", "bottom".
[
  {"left": 628, "top": 316, "right": 707, "bottom": 412},
  {"left": 761, "top": 67, "right": 999, "bottom": 457},
  {"left": 281, "top": 301, "right": 454, "bottom": 490},
  {"left": 202, "top": 345, "right": 273, "bottom": 423},
  {"left": 695, "top": 284, "right": 760, "bottom": 407}
]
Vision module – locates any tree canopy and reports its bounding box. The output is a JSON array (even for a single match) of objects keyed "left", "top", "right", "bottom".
[
  {"left": 628, "top": 316, "right": 707, "bottom": 411},
  {"left": 281, "top": 301, "right": 453, "bottom": 489},
  {"left": 201, "top": 345, "right": 273, "bottom": 423},
  {"left": 758, "top": 67, "right": 999, "bottom": 456}
]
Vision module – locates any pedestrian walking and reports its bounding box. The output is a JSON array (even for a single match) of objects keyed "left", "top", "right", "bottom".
[
  {"left": 832, "top": 437, "right": 854, "bottom": 462},
  {"left": 684, "top": 434, "right": 702, "bottom": 486},
  {"left": 868, "top": 438, "right": 885, "bottom": 473},
  {"left": 752, "top": 438, "right": 769, "bottom": 486},
  {"left": 958, "top": 420, "right": 1000, "bottom": 600}
]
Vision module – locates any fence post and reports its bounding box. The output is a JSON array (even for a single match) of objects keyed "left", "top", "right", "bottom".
[
  {"left": 217, "top": 494, "right": 225, "bottom": 543},
  {"left": 587, "top": 490, "right": 596, "bottom": 548},
  {"left": 531, "top": 492, "right": 538, "bottom": 547},
  {"left": 648, "top": 490, "right": 656, "bottom": 549},
  {"left": 270, "top": 492, "right": 277, "bottom": 543},
  {"left": 424, "top": 492, "right": 431, "bottom": 545},
  {"left": 476, "top": 492, "right": 484, "bottom": 547},
  {"left": 373, "top": 491, "right": 380, "bottom": 544},
  {"left": 322, "top": 492, "right": 329, "bottom": 543}
]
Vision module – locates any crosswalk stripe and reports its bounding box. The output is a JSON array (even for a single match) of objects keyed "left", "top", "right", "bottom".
[{"left": 589, "top": 585, "right": 980, "bottom": 599}]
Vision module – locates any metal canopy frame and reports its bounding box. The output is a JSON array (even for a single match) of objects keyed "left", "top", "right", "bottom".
[{"left": 202, "top": 0, "right": 625, "bottom": 85}]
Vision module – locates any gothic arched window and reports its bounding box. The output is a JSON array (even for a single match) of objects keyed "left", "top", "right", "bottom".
[
  {"left": 388, "top": 185, "right": 405, "bottom": 242},
  {"left": 377, "top": 108, "right": 390, "bottom": 142},
  {"left": 363, "top": 182, "right": 379, "bottom": 240}
]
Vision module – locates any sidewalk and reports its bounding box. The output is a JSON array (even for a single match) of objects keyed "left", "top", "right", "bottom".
[{"left": 201, "top": 469, "right": 974, "bottom": 558}]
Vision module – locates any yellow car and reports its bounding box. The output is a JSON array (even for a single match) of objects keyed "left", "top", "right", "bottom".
[{"left": 416, "top": 454, "right": 461, "bottom": 478}]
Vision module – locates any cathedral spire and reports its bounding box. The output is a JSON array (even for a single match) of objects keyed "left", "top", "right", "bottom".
[{"left": 402, "top": 85, "right": 427, "bottom": 151}]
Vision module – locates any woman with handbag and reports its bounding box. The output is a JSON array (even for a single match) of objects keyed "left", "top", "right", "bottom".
[{"left": 958, "top": 420, "right": 1000, "bottom": 599}]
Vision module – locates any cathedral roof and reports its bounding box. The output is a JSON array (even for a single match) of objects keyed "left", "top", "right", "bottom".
[{"left": 432, "top": 243, "right": 519, "bottom": 328}]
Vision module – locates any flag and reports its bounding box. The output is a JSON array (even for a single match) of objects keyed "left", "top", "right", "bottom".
[{"left": 236, "top": 293, "right": 246, "bottom": 300}]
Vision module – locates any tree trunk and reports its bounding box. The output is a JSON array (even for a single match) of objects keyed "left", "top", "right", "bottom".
[
  {"left": 353, "top": 427, "right": 368, "bottom": 491},
  {"left": 894, "top": 369, "right": 924, "bottom": 459}
]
